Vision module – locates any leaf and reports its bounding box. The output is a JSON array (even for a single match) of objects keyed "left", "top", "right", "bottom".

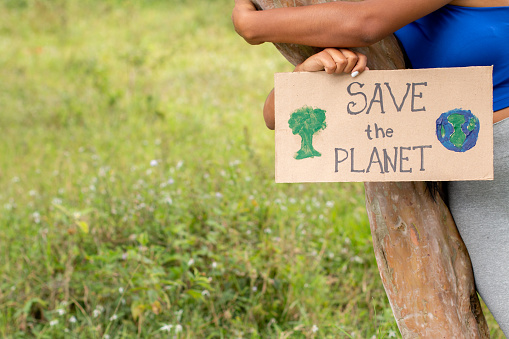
[
  {"left": 186, "top": 289, "right": 203, "bottom": 301},
  {"left": 17, "top": 298, "right": 47, "bottom": 317},
  {"left": 151, "top": 301, "right": 162, "bottom": 315},
  {"left": 77, "top": 221, "right": 89, "bottom": 234},
  {"left": 131, "top": 303, "right": 146, "bottom": 321}
]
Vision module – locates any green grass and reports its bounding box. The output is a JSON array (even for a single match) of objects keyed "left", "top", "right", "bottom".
[{"left": 0, "top": 0, "right": 505, "bottom": 338}]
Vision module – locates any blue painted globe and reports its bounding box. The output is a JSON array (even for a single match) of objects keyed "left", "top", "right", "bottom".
[{"left": 436, "top": 109, "right": 480, "bottom": 152}]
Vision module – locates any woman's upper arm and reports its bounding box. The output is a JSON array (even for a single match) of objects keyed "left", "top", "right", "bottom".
[{"left": 358, "top": 0, "right": 452, "bottom": 43}]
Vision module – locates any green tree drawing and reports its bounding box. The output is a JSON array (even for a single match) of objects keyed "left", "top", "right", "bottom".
[{"left": 288, "top": 106, "right": 327, "bottom": 160}]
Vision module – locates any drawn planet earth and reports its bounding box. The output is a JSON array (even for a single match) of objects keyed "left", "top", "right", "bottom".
[{"left": 436, "top": 109, "right": 480, "bottom": 152}]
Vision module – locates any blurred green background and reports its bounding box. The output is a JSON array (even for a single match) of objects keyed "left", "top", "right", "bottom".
[{"left": 0, "top": 0, "right": 504, "bottom": 338}]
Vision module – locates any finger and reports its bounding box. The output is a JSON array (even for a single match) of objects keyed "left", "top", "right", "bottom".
[
  {"left": 318, "top": 52, "right": 339, "bottom": 74},
  {"left": 322, "top": 48, "right": 348, "bottom": 74},
  {"left": 351, "top": 53, "right": 368, "bottom": 74},
  {"left": 350, "top": 53, "right": 368, "bottom": 78},
  {"left": 336, "top": 48, "right": 360, "bottom": 74},
  {"left": 297, "top": 50, "right": 337, "bottom": 73}
]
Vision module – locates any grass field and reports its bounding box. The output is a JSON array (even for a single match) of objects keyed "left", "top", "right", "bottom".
[{"left": 0, "top": 0, "right": 505, "bottom": 338}]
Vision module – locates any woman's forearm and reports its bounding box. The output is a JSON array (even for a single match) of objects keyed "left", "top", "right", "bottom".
[
  {"left": 235, "top": 0, "right": 450, "bottom": 47},
  {"left": 238, "top": 3, "right": 374, "bottom": 47}
]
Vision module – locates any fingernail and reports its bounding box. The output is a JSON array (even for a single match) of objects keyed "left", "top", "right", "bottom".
[{"left": 351, "top": 71, "right": 359, "bottom": 78}]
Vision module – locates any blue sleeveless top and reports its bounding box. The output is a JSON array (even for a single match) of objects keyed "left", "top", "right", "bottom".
[{"left": 394, "top": 5, "right": 509, "bottom": 111}]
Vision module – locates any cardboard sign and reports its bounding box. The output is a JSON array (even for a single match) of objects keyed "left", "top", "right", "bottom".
[{"left": 275, "top": 66, "right": 493, "bottom": 183}]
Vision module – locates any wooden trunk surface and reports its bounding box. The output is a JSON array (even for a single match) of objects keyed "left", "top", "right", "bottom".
[
  {"left": 251, "top": 0, "right": 490, "bottom": 336},
  {"left": 252, "top": 0, "right": 405, "bottom": 70}
]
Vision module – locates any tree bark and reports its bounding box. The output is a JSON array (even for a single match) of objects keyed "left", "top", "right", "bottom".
[
  {"left": 364, "top": 182, "right": 489, "bottom": 337},
  {"left": 250, "top": 0, "right": 490, "bottom": 337}
]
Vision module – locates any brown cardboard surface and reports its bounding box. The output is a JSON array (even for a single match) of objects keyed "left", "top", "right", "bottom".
[{"left": 275, "top": 67, "right": 493, "bottom": 183}]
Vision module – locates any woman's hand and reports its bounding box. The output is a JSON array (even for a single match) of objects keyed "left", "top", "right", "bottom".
[
  {"left": 294, "top": 48, "right": 368, "bottom": 76},
  {"left": 263, "top": 48, "right": 368, "bottom": 130},
  {"left": 232, "top": 0, "right": 262, "bottom": 45}
]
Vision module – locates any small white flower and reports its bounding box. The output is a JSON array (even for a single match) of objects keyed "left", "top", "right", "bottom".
[
  {"left": 187, "top": 258, "right": 194, "bottom": 266},
  {"left": 69, "top": 316, "right": 77, "bottom": 323},
  {"left": 388, "top": 330, "right": 397, "bottom": 338},
  {"left": 160, "top": 324, "right": 173, "bottom": 332},
  {"left": 264, "top": 228, "right": 272, "bottom": 234},
  {"left": 29, "top": 190, "right": 37, "bottom": 197},
  {"left": 252, "top": 286, "right": 258, "bottom": 292},
  {"left": 168, "top": 178, "right": 174, "bottom": 184},
  {"left": 175, "top": 324, "right": 183, "bottom": 333},
  {"left": 119, "top": 287, "right": 124, "bottom": 294},
  {"left": 104, "top": 335, "right": 110, "bottom": 339},
  {"left": 49, "top": 319, "right": 58, "bottom": 326},
  {"left": 12, "top": 176, "right": 20, "bottom": 183},
  {"left": 109, "top": 314, "right": 118, "bottom": 321},
  {"left": 215, "top": 192, "right": 223, "bottom": 199},
  {"left": 201, "top": 290, "right": 210, "bottom": 297},
  {"left": 246, "top": 230, "right": 251, "bottom": 235},
  {"left": 176, "top": 160, "right": 184, "bottom": 169},
  {"left": 150, "top": 159, "right": 158, "bottom": 167},
  {"left": 311, "top": 324, "right": 319, "bottom": 333},
  {"left": 211, "top": 262, "right": 217, "bottom": 268},
  {"left": 92, "top": 309, "right": 101, "bottom": 318},
  {"left": 56, "top": 308, "right": 65, "bottom": 316},
  {"left": 352, "top": 256, "right": 364, "bottom": 264},
  {"left": 344, "top": 237, "right": 351, "bottom": 245}
]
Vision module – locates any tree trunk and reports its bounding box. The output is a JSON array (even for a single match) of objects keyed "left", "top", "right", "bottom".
[
  {"left": 250, "top": 0, "right": 490, "bottom": 336},
  {"left": 365, "top": 182, "right": 489, "bottom": 337}
]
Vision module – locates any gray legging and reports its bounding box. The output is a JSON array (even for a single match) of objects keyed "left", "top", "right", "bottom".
[{"left": 448, "top": 117, "right": 509, "bottom": 335}]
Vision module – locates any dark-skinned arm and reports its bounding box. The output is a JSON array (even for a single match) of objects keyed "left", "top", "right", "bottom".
[{"left": 233, "top": 0, "right": 451, "bottom": 47}]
